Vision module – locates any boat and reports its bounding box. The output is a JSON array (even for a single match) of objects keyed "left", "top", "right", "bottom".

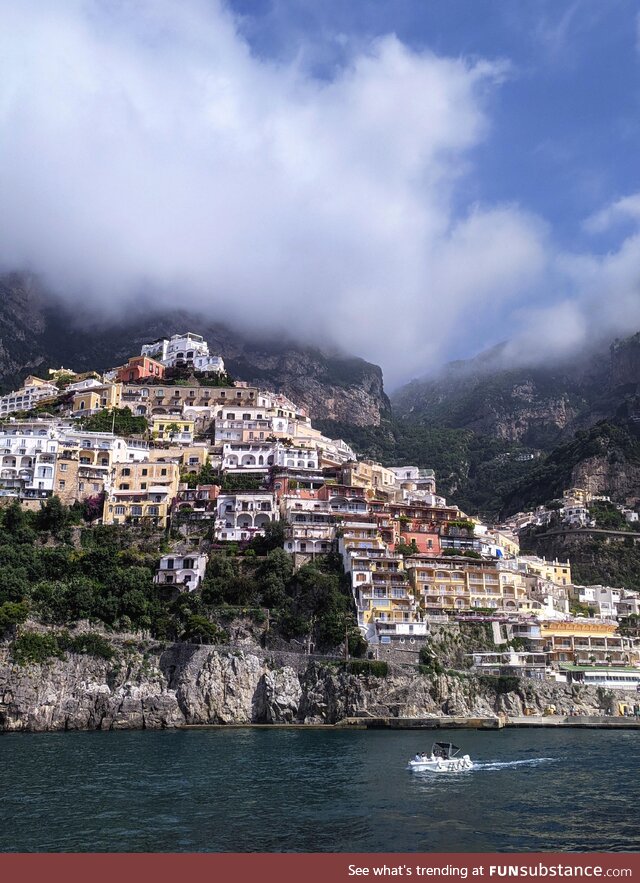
[{"left": 407, "top": 741, "right": 473, "bottom": 773}]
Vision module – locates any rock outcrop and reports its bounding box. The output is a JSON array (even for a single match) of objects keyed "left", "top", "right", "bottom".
[{"left": 0, "top": 642, "right": 626, "bottom": 732}]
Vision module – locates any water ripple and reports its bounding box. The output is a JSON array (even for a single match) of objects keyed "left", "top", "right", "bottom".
[{"left": 1, "top": 728, "right": 638, "bottom": 852}]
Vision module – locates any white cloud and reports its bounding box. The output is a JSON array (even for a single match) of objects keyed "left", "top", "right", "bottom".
[
  {"left": 0, "top": 0, "right": 542, "bottom": 386},
  {"left": 0, "top": 0, "right": 638, "bottom": 389},
  {"left": 584, "top": 192, "right": 640, "bottom": 233}
]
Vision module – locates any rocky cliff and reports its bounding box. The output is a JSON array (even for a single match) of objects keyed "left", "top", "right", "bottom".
[
  {"left": 391, "top": 344, "right": 611, "bottom": 447},
  {"left": 0, "top": 273, "right": 389, "bottom": 426},
  {"left": 0, "top": 641, "right": 624, "bottom": 732}
]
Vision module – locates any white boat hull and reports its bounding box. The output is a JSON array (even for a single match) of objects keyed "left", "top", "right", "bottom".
[{"left": 407, "top": 754, "right": 472, "bottom": 773}]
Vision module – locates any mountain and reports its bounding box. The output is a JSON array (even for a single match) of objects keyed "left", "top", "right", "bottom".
[
  {"left": 314, "top": 334, "right": 640, "bottom": 518},
  {"left": 0, "top": 273, "right": 389, "bottom": 427},
  {"left": 391, "top": 343, "right": 617, "bottom": 447}
]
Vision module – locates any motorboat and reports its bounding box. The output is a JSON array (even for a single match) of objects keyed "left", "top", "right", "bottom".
[{"left": 407, "top": 741, "right": 473, "bottom": 773}]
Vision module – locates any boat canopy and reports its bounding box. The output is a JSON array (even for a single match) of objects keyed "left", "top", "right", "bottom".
[{"left": 431, "top": 742, "right": 460, "bottom": 759}]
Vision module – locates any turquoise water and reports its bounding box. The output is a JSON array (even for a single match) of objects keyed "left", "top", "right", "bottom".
[{"left": 1, "top": 728, "right": 638, "bottom": 852}]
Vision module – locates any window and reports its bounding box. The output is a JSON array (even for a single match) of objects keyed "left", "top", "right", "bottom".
[
  {"left": 166, "top": 558, "right": 174, "bottom": 569},
  {"left": 58, "top": 480, "right": 66, "bottom": 489},
  {"left": 141, "top": 468, "right": 148, "bottom": 476},
  {"left": 115, "top": 506, "right": 125, "bottom": 515},
  {"left": 122, "top": 468, "right": 131, "bottom": 476},
  {"left": 140, "top": 483, "right": 147, "bottom": 490},
  {"left": 60, "top": 464, "right": 67, "bottom": 472},
  {"left": 161, "top": 468, "right": 167, "bottom": 476},
  {"left": 78, "top": 482, "right": 85, "bottom": 491}
]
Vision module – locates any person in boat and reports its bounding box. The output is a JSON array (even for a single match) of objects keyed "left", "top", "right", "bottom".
[
  {"left": 414, "top": 753, "right": 422, "bottom": 762},
  {"left": 421, "top": 752, "right": 428, "bottom": 760}
]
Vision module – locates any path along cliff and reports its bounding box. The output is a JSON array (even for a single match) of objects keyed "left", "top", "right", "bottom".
[{"left": 0, "top": 640, "right": 628, "bottom": 732}]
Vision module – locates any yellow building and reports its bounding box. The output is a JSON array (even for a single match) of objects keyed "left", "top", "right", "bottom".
[
  {"left": 150, "top": 416, "right": 195, "bottom": 442},
  {"left": 149, "top": 444, "right": 208, "bottom": 473},
  {"left": 521, "top": 556, "right": 571, "bottom": 586},
  {"left": 348, "top": 552, "right": 417, "bottom": 628},
  {"left": 408, "top": 556, "right": 528, "bottom": 613},
  {"left": 563, "top": 487, "right": 589, "bottom": 505},
  {"left": 341, "top": 461, "right": 397, "bottom": 498},
  {"left": 72, "top": 383, "right": 122, "bottom": 416},
  {"left": 103, "top": 460, "right": 180, "bottom": 528},
  {"left": 488, "top": 528, "right": 520, "bottom": 557},
  {"left": 540, "top": 620, "right": 635, "bottom": 666}
]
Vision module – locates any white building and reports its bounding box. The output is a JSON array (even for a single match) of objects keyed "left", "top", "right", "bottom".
[
  {"left": 222, "top": 442, "right": 274, "bottom": 471},
  {"left": 216, "top": 492, "right": 278, "bottom": 542},
  {"left": 558, "top": 666, "right": 640, "bottom": 690},
  {"left": 141, "top": 332, "right": 224, "bottom": 372},
  {"left": 390, "top": 467, "right": 437, "bottom": 495},
  {"left": 0, "top": 420, "right": 59, "bottom": 500},
  {"left": 0, "top": 378, "right": 59, "bottom": 417},
  {"left": 61, "top": 430, "right": 149, "bottom": 465},
  {"left": 570, "top": 584, "right": 623, "bottom": 619},
  {"left": 561, "top": 505, "right": 594, "bottom": 528},
  {"left": 281, "top": 496, "right": 335, "bottom": 556},
  {"left": 66, "top": 377, "right": 104, "bottom": 393},
  {"left": 154, "top": 552, "right": 208, "bottom": 591},
  {"left": 272, "top": 443, "right": 319, "bottom": 471},
  {"left": 193, "top": 353, "right": 225, "bottom": 374}
]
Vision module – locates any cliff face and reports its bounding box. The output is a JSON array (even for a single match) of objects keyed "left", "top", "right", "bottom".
[
  {"left": 0, "top": 274, "right": 49, "bottom": 388},
  {"left": 391, "top": 349, "right": 609, "bottom": 448},
  {"left": 0, "top": 273, "right": 389, "bottom": 426},
  {"left": 571, "top": 455, "right": 640, "bottom": 504},
  {"left": 610, "top": 333, "right": 640, "bottom": 388},
  {"left": 0, "top": 642, "right": 621, "bottom": 732}
]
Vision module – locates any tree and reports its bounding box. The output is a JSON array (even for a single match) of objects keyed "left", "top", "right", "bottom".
[
  {"left": 79, "top": 407, "right": 148, "bottom": 436},
  {"left": 36, "top": 496, "right": 69, "bottom": 535},
  {"left": 250, "top": 520, "right": 286, "bottom": 555},
  {"left": 201, "top": 554, "right": 237, "bottom": 606},
  {"left": 182, "top": 614, "right": 225, "bottom": 645},
  {"left": 396, "top": 539, "right": 419, "bottom": 556},
  {"left": 1, "top": 500, "right": 27, "bottom": 535}
]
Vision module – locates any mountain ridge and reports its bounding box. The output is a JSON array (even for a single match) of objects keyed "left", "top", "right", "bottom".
[{"left": 0, "top": 273, "right": 390, "bottom": 427}]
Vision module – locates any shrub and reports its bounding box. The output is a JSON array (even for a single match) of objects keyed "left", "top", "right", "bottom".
[
  {"left": 11, "top": 632, "right": 64, "bottom": 665},
  {"left": 58, "top": 632, "right": 115, "bottom": 660},
  {"left": 0, "top": 600, "right": 29, "bottom": 635},
  {"left": 346, "top": 659, "right": 388, "bottom": 677},
  {"left": 11, "top": 629, "right": 115, "bottom": 664}
]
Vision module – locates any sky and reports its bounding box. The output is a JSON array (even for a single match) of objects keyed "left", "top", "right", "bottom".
[{"left": 0, "top": 0, "right": 639, "bottom": 388}]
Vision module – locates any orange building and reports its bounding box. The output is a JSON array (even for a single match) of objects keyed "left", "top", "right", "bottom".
[{"left": 116, "top": 356, "right": 165, "bottom": 383}]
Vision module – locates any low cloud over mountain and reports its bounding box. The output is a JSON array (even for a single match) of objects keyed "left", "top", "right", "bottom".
[{"left": 1, "top": 1, "right": 640, "bottom": 387}]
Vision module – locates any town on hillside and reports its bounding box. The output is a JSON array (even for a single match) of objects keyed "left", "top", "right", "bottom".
[{"left": 1, "top": 330, "right": 639, "bottom": 699}]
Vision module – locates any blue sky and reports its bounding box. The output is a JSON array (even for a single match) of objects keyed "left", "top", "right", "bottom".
[
  {"left": 1, "top": 0, "right": 639, "bottom": 385},
  {"left": 230, "top": 0, "right": 640, "bottom": 252}
]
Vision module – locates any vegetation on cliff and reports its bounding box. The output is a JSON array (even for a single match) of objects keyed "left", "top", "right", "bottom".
[{"left": 0, "top": 498, "right": 363, "bottom": 661}]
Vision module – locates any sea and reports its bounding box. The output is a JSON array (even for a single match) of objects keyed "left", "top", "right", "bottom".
[{"left": 1, "top": 727, "right": 638, "bottom": 853}]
